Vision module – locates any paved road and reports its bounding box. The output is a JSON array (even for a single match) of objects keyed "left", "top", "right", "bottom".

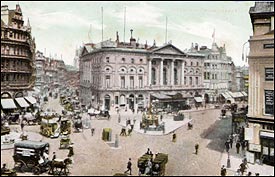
[{"left": 1, "top": 98, "right": 235, "bottom": 176}]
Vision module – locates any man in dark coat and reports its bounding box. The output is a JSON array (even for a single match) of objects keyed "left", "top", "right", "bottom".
[
  {"left": 236, "top": 141, "right": 241, "bottom": 154},
  {"left": 124, "top": 158, "right": 132, "bottom": 175}
]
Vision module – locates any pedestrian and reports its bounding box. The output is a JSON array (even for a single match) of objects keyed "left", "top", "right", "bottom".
[
  {"left": 52, "top": 152, "right": 56, "bottom": 161},
  {"left": 68, "top": 145, "right": 74, "bottom": 157},
  {"left": 225, "top": 140, "right": 230, "bottom": 153},
  {"left": 241, "top": 141, "right": 246, "bottom": 151},
  {"left": 239, "top": 162, "right": 247, "bottom": 175},
  {"left": 124, "top": 158, "right": 132, "bottom": 175},
  {"left": 221, "top": 165, "right": 227, "bottom": 176},
  {"left": 20, "top": 121, "right": 25, "bottom": 132},
  {"left": 160, "top": 114, "right": 163, "bottom": 122},
  {"left": 195, "top": 143, "right": 199, "bottom": 155},
  {"left": 236, "top": 141, "right": 241, "bottom": 154},
  {"left": 247, "top": 172, "right": 252, "bottom": 176},
  {"left": 229, "top": 135, "right": 233, "bottom": 149},
  {"left": 146, "top": 148, "right": 151, "bottom": 155},
  {"left": 91, "top": 128, "right": 95, "bottom": 136},
  {"left": 172, "top": 132, "right": 176, "bottom": 142}
]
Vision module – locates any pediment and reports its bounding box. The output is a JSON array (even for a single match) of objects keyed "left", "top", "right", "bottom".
[{"left": 152, "top": 44, "right": 185, "bottom": 55}]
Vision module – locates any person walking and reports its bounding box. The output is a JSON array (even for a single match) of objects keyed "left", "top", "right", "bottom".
[
  {"left": 124, "top": 158, "right": 132, "bottom": 175},
  {"left": 239, "top": 162, "right": 247, "bottom": 175},
  {"left": 220, "top": 165, "right": 227, "bottom": 176},
  {"left": 236, "top": 141, "right": 241, "bottom": 154},
  {"left": 52, "top": 152, "right": 56, "bottom": 161},
  {"left": 91, "top": 128, "right": 95, "bottom": 136},
  {"left": 172, "top": 132, "right": 176, "bottom": 142},
  {"left": 195, "top": 143, "right": 199, "bottom": 155},
  {"left": 229, "top": 135, "right": 233, "bottom": 149}
]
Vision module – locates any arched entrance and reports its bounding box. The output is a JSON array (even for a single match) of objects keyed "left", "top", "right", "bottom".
[
  {"left": 204, "top": 93, "right": 209, "bottom": 103},
  {"left": 129, "top": 94, "right": 135, "bottom": 110},
  {"left": 137, "top": 94, "right": 144, "bottom": 111},
  {"left": 104, "top": 95, "right": 111, "bottom": 110}
]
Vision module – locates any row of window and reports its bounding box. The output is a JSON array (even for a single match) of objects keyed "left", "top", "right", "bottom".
[
  {"left": 1, "top": 29, "right": 27, "bottom": 41},
  {"left": 1, "top": 45, "right": 30, "bottom": 57},
  {"left": 1, "top": 73, "right": 30, "bottom": 82},
  {"left": 204, "top": 63, "right": 230, "bottom": 69},
  {"left": 1, "top": 59, "right": 30, "bottom": 70},
  {"left": 106, "top": 57, "right": 143, "bottom": 64},
  {"left": 204, "top": 72, "right": 230, "bottom": 80}
]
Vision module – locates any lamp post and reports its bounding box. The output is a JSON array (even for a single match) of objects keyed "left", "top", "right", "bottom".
[{"left": 242, "top": 41, "right": 249, "bottom": 62}]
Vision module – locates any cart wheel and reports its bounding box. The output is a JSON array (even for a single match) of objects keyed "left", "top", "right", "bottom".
[
  {"left": 20, "top": 164, "right": 28, "bottom": 173},
  {"left": 32, "top": 166, "right": 41, "bottom": 175}
]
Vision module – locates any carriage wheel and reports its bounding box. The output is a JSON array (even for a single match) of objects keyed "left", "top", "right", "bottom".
[
  {"left": 20, "top": 163, "right": 28, "bottom": 173},
  {"left": 32, "top": 166, "right": 41, "bottom": 175}
]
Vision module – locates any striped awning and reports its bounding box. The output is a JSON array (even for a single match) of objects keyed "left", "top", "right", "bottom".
[
  {"left": 15, "top": 98, "right": 30, "bottom": 108},
  {"left": 1, "top": 99, "right": 17, "bottom": 109},
  {"left": 24, "top": 96, "right": 37, "bottom": 104}
]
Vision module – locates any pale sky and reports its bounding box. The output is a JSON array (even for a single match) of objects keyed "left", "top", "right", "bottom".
[{"left": 2, "top": 1, "right": 255, "bottom": 66}]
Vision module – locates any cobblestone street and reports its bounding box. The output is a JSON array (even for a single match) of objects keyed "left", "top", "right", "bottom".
[{"left": 1, "top": 97, "right": 234, "bottom": 176}]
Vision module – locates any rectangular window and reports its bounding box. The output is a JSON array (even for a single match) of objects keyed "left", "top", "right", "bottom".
[
  {"left": 195, "top": 77, "right": 198, "bottom": 85},
  {"left": 264, "top": 90, "right": 274, "bottom": 115},
  {"left": 121, "top": 76, "right": 125, "bottom": 88},
  {"left": 271, "top": 16, "right": 274, "bottom": 31},
  {"left": 139, "top": 76, "right": 143, "bottom": 88},
  {"left": 106, "top": 76, "right": 110, "bottom": 88},
  {"left": 184, "top": 77, "right": 186, "bottom": 85},
  {"left": 265, "top": 68, "right": 274, "bottom": 81},
  {"left": 115, "top": 96, "right": 118, "bottom": 104},
  {"left": 130, "top": 76, "right": 134, "bottom": 88}
]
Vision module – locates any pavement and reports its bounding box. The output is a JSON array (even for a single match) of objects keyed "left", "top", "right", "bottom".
[{"left": 220, "top": 144, "right": 274, "bottom": 176}]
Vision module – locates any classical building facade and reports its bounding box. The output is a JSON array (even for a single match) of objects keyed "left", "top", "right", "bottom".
[
  {"left": 1, "top": 4, "right": 36, "bottom": 99},
  {"left": 246, "top": 2, "right": 274, "bottom": 165},
  {"left": 186, "top": 42, "right": 235, "bottom": 103},
  {"left": 80, "top": 32, "right": 205, "bottom": 112},
  {"left": 234, "top": 66, "right": 249, "bottom": 93}
]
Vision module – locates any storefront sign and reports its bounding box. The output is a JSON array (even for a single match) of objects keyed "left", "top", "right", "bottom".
[
  {"left": 249, "top": 143, "right": 261, "bottom": 152},
  {"left": 245, "top": 128, "right": 253, "bottom": 141},
  {"left": 265, "top": 68, "right": 274, "bottom": 81},
  {"left": 265, "top": 90, "right": 274, "bottom": 115}
]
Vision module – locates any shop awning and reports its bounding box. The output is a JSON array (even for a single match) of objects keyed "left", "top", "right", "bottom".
[
  {"left": 260, "top": 131, "right": 274, "bottom": 139},
  {"left": 194, "top": 97, "right": 203, "bottom": 102},
  {"left": 241, "top": 91, "right": 248, "bottom": 97},
  {"left": 1, "top": 99, "right": 17, "bottom": 109},
  {"left": 24, "top": 96, "right": 37, "bottom": 104},
  {"left": 15, "top": 98, "right": 30, "bottom": 108},
  {"left": 151, "top": 93, "right": 171, "bottom": 99},
  {"left": 221, "top": 92, "right": 232, "bottom": 99}
]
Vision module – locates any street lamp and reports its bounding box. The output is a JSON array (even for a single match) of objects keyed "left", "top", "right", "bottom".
[{"left": 242, "top": 41, "right": 249, "bottom": 62}]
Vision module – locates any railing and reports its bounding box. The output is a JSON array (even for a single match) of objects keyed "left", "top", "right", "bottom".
[{"left": 1, "top": 68, "right": 32, "bottom": 73}]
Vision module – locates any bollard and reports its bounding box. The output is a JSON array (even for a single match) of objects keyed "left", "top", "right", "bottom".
[{"left": 115, "top": 134, "right": 119, "bottom": 148}]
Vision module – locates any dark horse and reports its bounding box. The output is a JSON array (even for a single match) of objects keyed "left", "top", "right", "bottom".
[{"left": 48, "top": 158, "right": 72, "bottom": 176}]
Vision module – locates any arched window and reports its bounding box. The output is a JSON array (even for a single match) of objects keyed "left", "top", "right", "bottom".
[
  {"left": 189, "top": 77, "right": 192, "bottom": 85},
  {"left": 152, "top": 68, "right": 156, "bottom": 85},
  {"left": 163, "top": 68, "right": 167, "bottom": 85}
]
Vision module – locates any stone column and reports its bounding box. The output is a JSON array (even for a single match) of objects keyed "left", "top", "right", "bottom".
[
  {"left": 148, "top": 59, "right": 152, "bottom": 85},
  {"left": 181, "top": 61, "right": 185, "bottom": 85},
  {"left": 171, "top": 59, "right": 174, "bottom": 85},
  {"left": 160, "top": 59, "right": 163, "bottom": 86}
]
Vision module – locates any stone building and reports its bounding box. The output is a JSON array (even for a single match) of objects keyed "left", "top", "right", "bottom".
[
  {"left": 1, "top": 4, "right": 36, "bottom": 108},
  {"left": 246, "top": 2, "right": 274, "bottom": 165},
  {"left": 234, "top": 66, "right": 249, "bottom": 92},
  {"left": 80, "top": 31, "right": 205, "bottom": 112},
  {"left": 186, "top": 42, "right": 235, "bottom": 103},
  {"left": 35, "top": 51, "right": 46, "bottom": 94}
]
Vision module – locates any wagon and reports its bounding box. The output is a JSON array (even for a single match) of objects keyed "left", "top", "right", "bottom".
[
  {"left": 13, "top": 140, "right": 50, "bottom": 175},
  {"left": 59, "top": 136, "right": 71, "bottom": 149}
]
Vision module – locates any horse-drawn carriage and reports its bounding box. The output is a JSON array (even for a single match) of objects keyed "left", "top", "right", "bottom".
[
  {"left": 13, "top": 140, "right": 50, "bottom": 175},
  {"left": 138, "top": 153, "right": 168, "bottom": 176},
  {"left": 13, "top": 140, "right": 72, "bottom": 175},
  {"left": 59, "top": 136, "right": 71, "bottom": 149}
]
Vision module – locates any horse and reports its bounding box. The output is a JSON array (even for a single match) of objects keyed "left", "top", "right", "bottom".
[{"left": 48, "top": 158, "right": 72, "bottom": 176}]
